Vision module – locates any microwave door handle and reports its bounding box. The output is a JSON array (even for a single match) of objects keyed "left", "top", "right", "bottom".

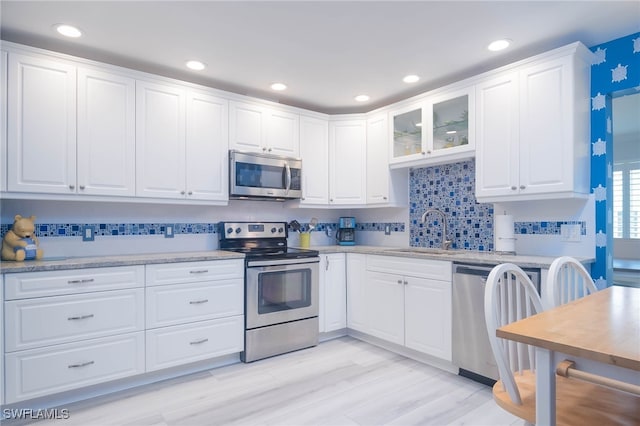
[{"left": 284, "top": 162, "right": 292, "bottom": 194}]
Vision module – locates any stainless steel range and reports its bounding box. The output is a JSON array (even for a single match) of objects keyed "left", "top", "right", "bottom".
[{"left": 218, "top": 222, "right": 320, "bottom": 363}]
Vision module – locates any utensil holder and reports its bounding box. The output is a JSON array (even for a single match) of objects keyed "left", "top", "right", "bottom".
[{"left": 299, "top": 232, "right": 310, "bottom": 248}]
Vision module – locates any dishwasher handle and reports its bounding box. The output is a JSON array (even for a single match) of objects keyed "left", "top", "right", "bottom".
[{"left": 453, "top": 264, "right": 494, "bottom": 279}]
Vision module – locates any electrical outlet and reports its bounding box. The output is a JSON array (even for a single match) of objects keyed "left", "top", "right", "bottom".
[
  {"left": 164, "top": 225, "right": 174, "bottom": 238},
  {"left": 384, "top": 224, "right": 391, "bottom": 235},
  {"left": 82, "top": 225, "right": 95, "bottom": 242},
  {"left": 561, "top": 224, "right": 581, "bottom": 242},
  {"left": 325, "top": 227, "right": 332, "bottom": 237}
]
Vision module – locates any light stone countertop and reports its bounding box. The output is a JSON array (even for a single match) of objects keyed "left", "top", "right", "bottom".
[
  {"left": 310, "top": 245, "right": 593, "bottom": 269},
  {"left": 0, "top": 250, "right": 244, "bottom": 274},
  {"left": 0, "top": 246, "right": 594, "bottom": 274}
]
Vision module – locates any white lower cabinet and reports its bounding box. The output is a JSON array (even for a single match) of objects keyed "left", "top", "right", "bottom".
[
  {"left": 5, "top": 332, "right": 145, "bottom": 403},
  {"left": 355, "top": 255, "right": 453, "bottom": 361},
  {"left": 1, "top": 260, "right": 244, "bottom": 404},
  {"left": 319, "top": 253, "right": 347, "bottom": 333},
  {"left": 346, "top": 253, "right": 368, "bottom": 332},
  {"left": 146, "top": 316, "right": 243, "bottom": 371},
  {"left": 144, "top": 260, "right": 244, "bottom": 371},
  {"left": 2, "top": 266, "right": 145, "bottom": 403}
]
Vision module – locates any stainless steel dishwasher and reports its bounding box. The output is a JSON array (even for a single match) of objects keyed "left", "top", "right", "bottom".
[{"left": 452, "top": 263, "right": 540, "bottom": 385}]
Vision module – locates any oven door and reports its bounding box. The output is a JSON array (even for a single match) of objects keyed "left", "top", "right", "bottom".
[{"left": 246, "top": 258, "right": 319, "bottom": 329}]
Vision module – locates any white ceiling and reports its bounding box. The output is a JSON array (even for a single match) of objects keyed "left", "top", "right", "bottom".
[{"left": 1, "top": 1, "right": 639, "bottom": 114}]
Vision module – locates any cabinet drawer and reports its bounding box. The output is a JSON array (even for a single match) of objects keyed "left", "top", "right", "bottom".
[
  {"left": 367, "top": 255, "right": 452, "bottom": 281},
  {"left": 5, "top": 332, "right": 145, "bottom": 403},
  {"left": 146, "top": 316, "right": 244, "bottom": 371},
  {"left": 145, "top": 260, "right": 243, "bottom": 286},
  {"left": 5, "top": 288, "right": 144, "bottom": 352},
  {"left": 4, "top": 266, "right": 144, "bottom": 300},
  {"left": 145, "top": 279, "right": 243, "bottom": 328}
]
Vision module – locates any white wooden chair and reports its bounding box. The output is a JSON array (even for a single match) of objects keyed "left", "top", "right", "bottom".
[
  {"left": 485, "top": 263, "right": 640, "bottom": 425},
  {"left": 543, "top": 256, "right": 598, "bottom": 310}
]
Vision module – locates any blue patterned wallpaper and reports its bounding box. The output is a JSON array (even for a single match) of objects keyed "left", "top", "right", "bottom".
[{"left": 590, "top": 32, "right": 640, "bottom": 286}]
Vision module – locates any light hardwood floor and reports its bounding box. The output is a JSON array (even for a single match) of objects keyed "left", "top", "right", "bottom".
[{"left": 33, "top": 337, "right": 523, "bottom": 426}]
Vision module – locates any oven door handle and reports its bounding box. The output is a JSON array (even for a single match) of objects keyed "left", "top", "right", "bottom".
[{"left": 247, "top": 257, "right": 319, "bottom": 268}]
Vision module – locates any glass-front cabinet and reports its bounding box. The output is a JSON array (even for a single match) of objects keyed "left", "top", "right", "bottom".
[{"left": 389, "top": 85, "right": 475, "bottom": 167}]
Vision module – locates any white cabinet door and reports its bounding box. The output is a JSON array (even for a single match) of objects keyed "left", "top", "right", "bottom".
[
  {"left": 1, "top": 51, "right": 7, "bottom": 192},
  {"left": 404, "top": 276, "right": 452, "bottom": 361},
  {"left": 518, "top": 55, "right": 578, "bottom": 196},
  {"left": 266, "top": 108, "right": 299, "bottom": 156},
  {"left": 229, "top": 100, "right": 265, "bottom": 152},
  {"left": 320, "top": 254, "right": 346, "bottom": 333},
  {"left": 7, "top": 52, "right": 76, "bottom": 194},
  {"left": 329, "top": 119, "right": 366, "bottom": 205},
  {"left": 136, "top": 80, "right": 186, "bottom": 198},
  {"left": 475, "top": 71, "right": 520, "bottom": 199},
  {"left": 1, "top": 275, "right": 4, "bottom": 405},
  {"left": 366, "top": 113, "right": 390, "bottom": 204},
  {"left": 146, "top": 316, "right": 243, "bottom": 371},
  {"left": 77, "top": 67, "right": 136, "bottom": 196},
  {"left": 365, "top": 271, "right": 405, "bottom": 345},
  {"left": 185, "top": 90, "right": 228, "bottom": 201},
  {"left": 229, "top": 100, "right": 299, "bottom": 156},
  {"left": 5, "top": 332, "right": 144, "bottom": 403},
  {"left": 346, "top": 253, "right": 368, "bottom": 333},
  {"left": 299, "top": 115, "right": 329, "bottom": 205}
]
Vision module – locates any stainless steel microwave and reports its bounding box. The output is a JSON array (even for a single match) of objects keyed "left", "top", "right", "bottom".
[{"left": 229, "top": 150, "right": 302, "bottom": 200}]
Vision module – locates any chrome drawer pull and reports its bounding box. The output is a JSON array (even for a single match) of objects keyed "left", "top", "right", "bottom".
[
  {"left": 189, "top": 270, "right": 209, "bottom": 274},
  {"left": 189, "top": 299, "right": 209, "bottom": 305},
  {"left": 190, "top": 338, "right": 209, "bottom": 345},
  {"left": 67, "top": 278, "right": 95, "bottom": 284},
  {"left": 68, "top": 314, "right": 95, "bottom": 321},
  {"left": 68, "top": 360, "right": 95, "bottom": 368}
]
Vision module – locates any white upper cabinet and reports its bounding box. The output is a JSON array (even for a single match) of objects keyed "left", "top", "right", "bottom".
[
  {"left": 475, "top": 42, "right": 592, "bottom": 202},
  {"left": 136, "top": 80, "right": 228, "bottom": 201},
  {"left": 136, "top": 80, "right": 187, "bottom": 199},
  {"left": 329, "top": 119, "right": 367, "bottom": 205},
  {"left": 7, "top": 52, "right": 137, "bottom": 196},
  {"left": 229, "top": 100, "right": 299, "bottom": 157},
  {"left": 185, "top": 90, "right": 229, "bottom": 201},
  {"left": 7, "top": 52, "right": 77, "bottom": 194},
  {"left": 77, "top": 67, "right": 136, "bottom": 196},
  {"left": 1, "top": 51, "right": 7, "bottom": 192},
  {"left": 389, "top": 85, "right": 475, "bottom": 168},
  {"left": 366, "top": 113, "right": 390, "bottom": 204},
  {"left": 299, "top": 115, "right": 329, "bottom": 205}
]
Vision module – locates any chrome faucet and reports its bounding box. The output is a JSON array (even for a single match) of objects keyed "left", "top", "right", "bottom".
[{"left": 421, "top": 208, "right": 452, "bottom": 250}]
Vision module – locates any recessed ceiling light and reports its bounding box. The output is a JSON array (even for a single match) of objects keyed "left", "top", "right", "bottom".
[
  {"left": 355, "top": 94, "right": 370, "bottom": 102},
  {"left": 54, "top": 24, "right": 82, "bottom": 38},
  {"left": 403, "top": 75, "right": 420, "bottom": 83},
  {"left": 488, "top": 39, "right": 511, "bottom": 52},
  {"left": 271, "top": 83, "right": 287, "bottom": 91},
  {"left": 185, "top": 60, "right": 206, "bottom": 71}
]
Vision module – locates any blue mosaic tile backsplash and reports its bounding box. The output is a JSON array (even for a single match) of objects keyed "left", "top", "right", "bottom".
[{"left": 409, "top": 160, "right": 586, "bottom": 251}]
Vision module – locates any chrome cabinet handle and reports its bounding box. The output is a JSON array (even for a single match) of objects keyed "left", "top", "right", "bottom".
[
  {"left": 190, "top": 338, "right": 209, "bottom": 345},
  {"left": 262, "top": 147, "right": 267, "bottom": 151},
  {"left": 511, "top": 186, "right": 517, "bottom": 190},
  {"left": 189, "top": 299, "right": 209, "bottom": 305},
  {"left": 69, "top": 185, "right": 75, "bottom": 190},
  {"left": 397, "top": 279, "right": 403, "bottom": 284},
  {"left": 326, "top": 256, "right": 330, "bottom": 271},
  {"left": 189, "top": 270, "right": 209, "bottom": 274},
  {"left": 68, "top": 314, "right": 94, "bottom": 321},
  {"left": 68, "top": 361, "right": 94, "bottom": 368},
  {"left": 67, "top": 278, "right": 95, "bottom": 284},
  {"left": 519, "top": 185, "right": 526, "bottom": 190},
  {"left": 421, "top": 151, "right": 426, "bottom": 155},
  {"left": 404, "top": 280, "right": 408, "bottom": 285},
  {"left": 79, "top": 185, "right": 85, "bottom": 190}
]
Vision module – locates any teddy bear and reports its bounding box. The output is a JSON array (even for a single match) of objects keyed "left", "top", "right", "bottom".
[{"left": 1, "top": 214, "right": 44, "bottom": 261}]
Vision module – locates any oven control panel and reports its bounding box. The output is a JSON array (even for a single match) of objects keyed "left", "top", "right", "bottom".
[{"left": 218, "top": 222, "right": 287, "bottom": 239}]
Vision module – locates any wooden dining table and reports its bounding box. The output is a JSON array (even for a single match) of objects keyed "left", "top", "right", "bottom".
[{"left": 497, "top": 285, "right": 640, "bottom": 425}]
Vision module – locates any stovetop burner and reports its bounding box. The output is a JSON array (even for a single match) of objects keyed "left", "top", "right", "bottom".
[{"left": 217, "top": 221, "right": 319, "bottom": 260}]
